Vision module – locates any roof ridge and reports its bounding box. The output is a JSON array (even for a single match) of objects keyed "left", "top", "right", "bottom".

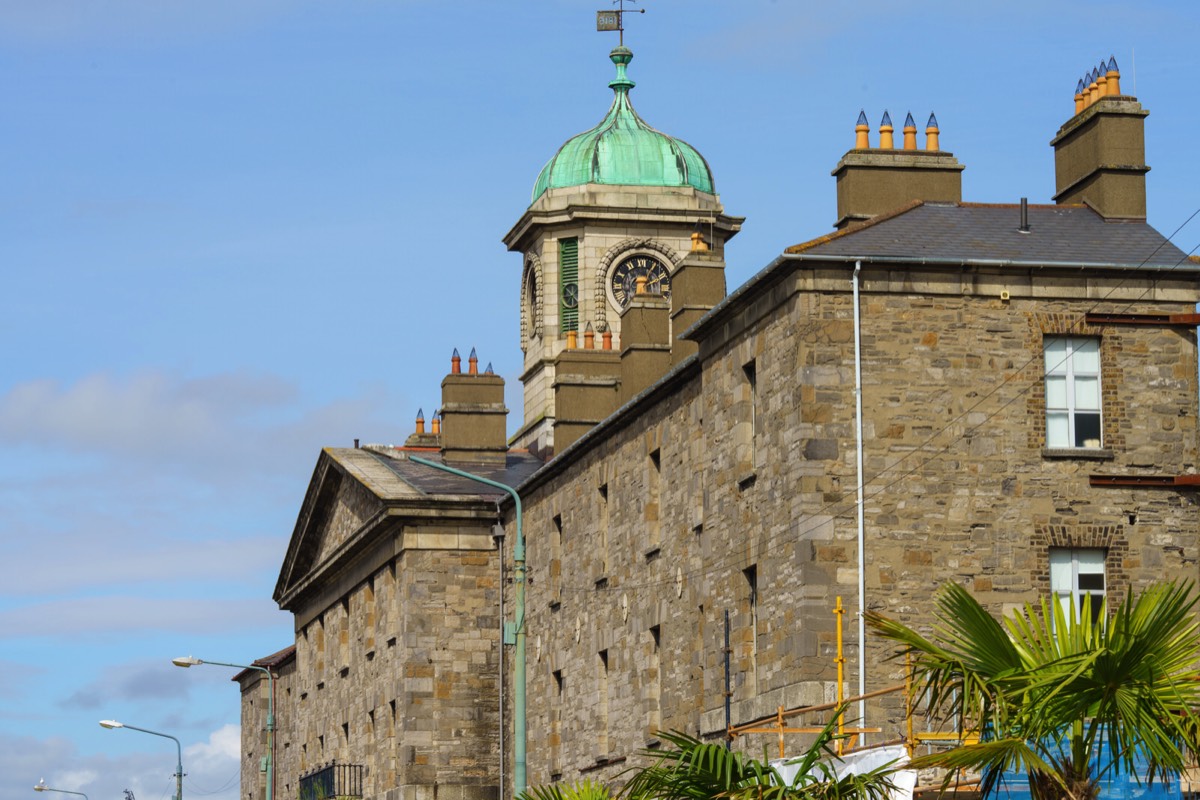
[
  {"left": 958, "top": 201, "right": 1083, "bottom": 210},
  {"left": 786, "top": 199, "right": 926, "bottom": 254},
  {"left": 253, "top": 645, "right": 296, "bottom": 667}
]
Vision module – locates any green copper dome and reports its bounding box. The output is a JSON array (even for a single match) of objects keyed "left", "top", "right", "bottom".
[{"left": 531, "top": 47, "right": 715, "bottom": 202}]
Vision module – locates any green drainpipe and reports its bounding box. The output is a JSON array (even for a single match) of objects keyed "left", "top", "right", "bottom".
[{"left": 407, "top": 455, "right": 526, "bottom": 797}]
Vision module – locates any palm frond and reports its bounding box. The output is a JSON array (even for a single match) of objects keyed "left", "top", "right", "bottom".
[
  {"left": 622, "top": 712, "right": 898, "bottom": 800},
  {"left": 868, "top": 579, "right": 1200, "bottom": 800},
  {"left": 520, "top": 778, "right": 613, "bottom": 800}
]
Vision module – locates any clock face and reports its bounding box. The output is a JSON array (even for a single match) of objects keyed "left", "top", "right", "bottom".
[
  {"left": 610, "top": 254, "right": 670, "bottom": 308},
  {"left": 561, "top": 281, "right": 579, "bottom": 309}
]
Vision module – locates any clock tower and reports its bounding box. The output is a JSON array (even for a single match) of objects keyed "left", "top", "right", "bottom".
[{"left": 503, "top": 45, "right": 742, "bottom": 457}]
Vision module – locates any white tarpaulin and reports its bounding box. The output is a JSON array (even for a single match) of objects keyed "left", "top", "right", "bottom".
[{"left": 771, "top": 744, "right": 916, "bottom": 800}]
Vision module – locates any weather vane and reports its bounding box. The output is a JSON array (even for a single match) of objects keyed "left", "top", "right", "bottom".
[{"left": 596, "top": 0, "right": 645, "bottom": 47}]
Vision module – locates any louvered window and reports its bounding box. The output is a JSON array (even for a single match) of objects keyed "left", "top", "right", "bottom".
[{"left": 558, "top": 238, "right": 579, "bottom": 333}]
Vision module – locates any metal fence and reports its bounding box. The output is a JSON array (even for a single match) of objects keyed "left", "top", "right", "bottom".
[{"left": 298, "top": 761, "right": 364, "bottom": 800}]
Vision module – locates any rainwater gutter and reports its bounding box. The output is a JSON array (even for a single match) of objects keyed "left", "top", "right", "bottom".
[
  {"left": 405, "top": 455, "right": 526, "bottom": 798},
  {"left": 777, "top": 250, "right": 1198, "bottom": 734},
  {"left": 851, "top": 260, "right": 867, "bottom": 731},
  {"left": 780, "top": 253, "right": 1193, "bottom": 270}
]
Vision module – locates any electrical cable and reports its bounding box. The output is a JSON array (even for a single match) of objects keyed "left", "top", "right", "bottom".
[{"left": 536, "top": 210, "right": 1200, "bottom": 600}]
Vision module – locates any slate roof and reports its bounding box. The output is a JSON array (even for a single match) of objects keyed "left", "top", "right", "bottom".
[
  {"left": 789, "top": 202, "right": 1192, "bottom": 268},
  {"left": 368, "top": 447, "right": 544, "bottom": 500},
  {"left": 231, "top": 645, "right": 296, "bottom": 682}
]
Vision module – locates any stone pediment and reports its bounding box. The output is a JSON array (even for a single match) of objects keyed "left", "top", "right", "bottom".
[
  {"left": 273, "top": 447, "right": 422, "bottom": 609},
  {"left": 273, "top": 446, "right": 542, "bottom": 614}
]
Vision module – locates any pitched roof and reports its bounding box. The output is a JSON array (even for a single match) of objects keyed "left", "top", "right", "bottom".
[
  {"left": 368, "top": 447, "right": 544, "bottom": 500},
  {"left": 312, "top": 446, "right": 543, "bottom": 502},
  {"left": 231, "top": 645, "right": 296, "bottom": 682},
  {"left": 788, "top": 202, "right": 1191, "bottom": 268}
]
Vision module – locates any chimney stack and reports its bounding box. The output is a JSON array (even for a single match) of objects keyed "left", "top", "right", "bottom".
[
  {"left": 617, "top": 279, "right": 671, "bottom": 404},
  {"left": 551, "top": 322, "right": 621, "bottom": 453},
  {"left": 1051, "top": 57, "right": 1149, "bottom": 219},
  {"left": 669, "top": 227, "right": 727, "bottom": 365},
  {"left": 832, "top": 109, "right": 964, "bottom": 229},
  {"left": 404, "top": 407, "right": 441, "bottom": 448},
  {"left": 439, "top": 348, "right": 509, "bottom": 465}
]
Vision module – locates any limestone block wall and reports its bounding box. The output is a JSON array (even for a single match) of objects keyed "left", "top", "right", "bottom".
[
  {"left": 265, "top": 540, "right": 501, "bottom": 800},
  {"left": 311, "top": 476, "right": 377, "bottom": 568},
  {"left": 520, "top": 377, "right": 708, "bottom": 782},
  {"left": 512, "top": 264, "right": 1200, "bottom": 789},
  {"left": 239, "top": 662, "right": 286, "bottom": 800}
]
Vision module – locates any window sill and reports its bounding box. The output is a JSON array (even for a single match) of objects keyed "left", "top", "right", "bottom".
[{"left": 1042, "top": 447, "right": 1114, "bottom": 461}]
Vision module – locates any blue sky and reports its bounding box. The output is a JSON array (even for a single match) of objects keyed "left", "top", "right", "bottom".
[{"left": 1, "top": 2, "right": 1197, "bottom": 800}]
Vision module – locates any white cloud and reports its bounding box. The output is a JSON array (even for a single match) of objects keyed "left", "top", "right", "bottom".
[
  {"left": 0, "top": 595, "right": 288, "bottom": 639},
  {"left": 0, "top": 368, "right": 406, "bottom": 640},
  {"left": 0, "top": 731, "right": 240, "bottom": 800},
  {"left": 187, "top": 723, "right": 241, "bottom": 767},
  {"left": 0, "top": 530, "right": 282, "bottom": 598},
  {"left": 0, "top": 370, "right": 294, "bottom": 458},
  {"left": 0, "top": 368, "right": 406, "bottom": 476},
  {"left": 65, "top": 660, "right": 196, "bottom": 710},
  {"left": 53, "top": 768, "right": 100, "bottom": 793}
]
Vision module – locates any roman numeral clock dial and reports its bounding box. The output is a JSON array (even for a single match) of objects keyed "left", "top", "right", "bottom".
[{"left": 610, "top": 254, "right": 670, "bottom": 308}]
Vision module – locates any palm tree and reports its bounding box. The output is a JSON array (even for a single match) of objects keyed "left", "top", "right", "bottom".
[
  {"left": 518, "top": 778, "right": 614, "bottom": 800},
  {"left": 865, "top": 580, "right": 1200, "bottom": 800},
  {"left": 518, "top": 710, "right": 897, "bottom": 800},
  {"left": 619, "top": 711, "right": 897, "bottom": 800}
]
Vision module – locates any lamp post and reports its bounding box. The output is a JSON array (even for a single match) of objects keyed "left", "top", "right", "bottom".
[
  {"left": 34, "top": 779, "right": 88, "bottom": 800},
  {"left": 172, "top": 656, "right": 274, "bottom": 800},
  {"left": 99, "top": 720, "right": 183, "bottom": 800}
]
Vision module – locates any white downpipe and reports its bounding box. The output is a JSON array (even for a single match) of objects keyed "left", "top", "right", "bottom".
[{"left": 852, "top": 260, "right": 867, "bottom": 731}]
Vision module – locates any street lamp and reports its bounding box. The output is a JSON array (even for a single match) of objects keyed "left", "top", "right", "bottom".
[
  {"left": 34, "top": 779, "right": 88, "bottom": 800},
  {"left": 99, "top": 720, "right": 183, "bottom": 800},
  {"left": 172, "top": 655, "right": 274, "bottom": 800}
]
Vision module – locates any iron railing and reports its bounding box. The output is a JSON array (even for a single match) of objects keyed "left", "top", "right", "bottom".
[{"left": 298, "top": 761, "right": 364, "bottom": 800}]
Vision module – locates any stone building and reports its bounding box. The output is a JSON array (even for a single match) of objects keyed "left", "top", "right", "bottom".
[{"left": 236, "top": 47, "right": 1200, "bottom": 800}]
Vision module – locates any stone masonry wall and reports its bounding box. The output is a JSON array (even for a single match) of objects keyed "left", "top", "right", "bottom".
[
  {"left": 264, "top": 529, "right": 501, "bottom": 800},
  {"left": 512, "top": 265, "right": 1200, "bottom": 789}
]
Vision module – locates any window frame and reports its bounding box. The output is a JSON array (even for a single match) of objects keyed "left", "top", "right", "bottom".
[
  {"left": 1044, "top": 336, "right": 1103, "bottom": 449},
  {"left": 1049, "top": 547, "right": 1106, "bottom": 626}
]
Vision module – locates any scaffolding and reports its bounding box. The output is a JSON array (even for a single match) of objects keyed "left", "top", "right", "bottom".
[{"left": 726, "top": 597, "right": 978, "bottom": 760}]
